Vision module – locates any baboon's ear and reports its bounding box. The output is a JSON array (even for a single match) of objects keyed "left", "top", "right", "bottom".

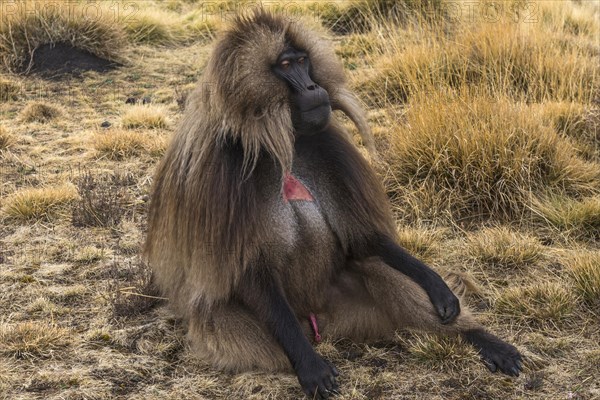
[{"left": 331, "top": 87, "right": 379, "bottom": 161}]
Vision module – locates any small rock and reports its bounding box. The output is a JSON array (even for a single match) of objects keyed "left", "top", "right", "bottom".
[
  {"left": 125, "top": 97, "right": 137, "bottom": 104},
  {"left": 100, "top": 121, "right": 111, "bottom": 128}
]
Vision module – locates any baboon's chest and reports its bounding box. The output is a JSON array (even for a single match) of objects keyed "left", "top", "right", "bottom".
[
  {"left": 282, "top": 173, "right": 314, "bottom": 202},
  {"left": 283, "top": 173, "right": 331, "bottom": 245},
  {"left": 277, "top": 172, "right": 341, "bottom": 314}
]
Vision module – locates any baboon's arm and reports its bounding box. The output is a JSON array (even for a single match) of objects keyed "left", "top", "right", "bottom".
[
  {"left": 237, "top": 268, "right": 339, "bottom": 398},
  {"left": 362, "top": 234, "right": 461, "bottom": 324}
]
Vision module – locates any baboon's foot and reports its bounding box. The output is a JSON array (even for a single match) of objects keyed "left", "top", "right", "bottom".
[
  {"left": 295, "top": 355, "right": 339, "bottom": 399},
  {"left": 464, "top": 329, "right": 522, "bottom": 377}
]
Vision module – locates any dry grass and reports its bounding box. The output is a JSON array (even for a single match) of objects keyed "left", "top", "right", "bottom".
[
  {"left": 0, "top": 124, "right": 15, "bottom": 149},
  {"left": 320, "top": 0, "right": 446, "bottom": 35},
  {"left": 466, "top": 227, "right": 544, "bottom": 269},
  {"left": 122, "top": 7, "right": 214, "bottom": 45},
  {"left": 539, "top": 102, "right": 600, "bottom": 161},
  {"left": 542, "top": 102, "right": 595, "bottom": 140},
  {"left": 72, "top": 246, "right": 106, "bottom": 265},
  {"left": 495, "top": 282, "right": 574, "bottom": 328},
  {"left": 93, "top": 129, "right": 167, "bottom": 160},
  {"left": 71, "top": 171, "right": 135, "bottom": 228},
  {"left": 121, "top": 105, "right": 169, "bottom": 129},
  {"left": 0, "top": 322, "right": 71, "bottom": 359},
  {"left": 1, "top": 184, "right": 78, "bottom": 220},
  {"left": 564, "top": 251, "right": 600, "bottom": 309},
  {"left": 395, "top": 226, "right": 445, "bottom": 263},
  {"left": 0, "top": 77, "right": 20, "bottom": 101},
  {"left": 385, "top": 93, "right": 600, "bottom": 223},
  {"left": 533, "top": 196, "right": 600, "bottom": 239},
  {"left": 360, "top": 13, "right": 599, "bottom": 105},
  {"left": 1, "top": 1, "right": 599, "bottom": 399},
  {"left": 20, "top": 101, "right": 62, "bottom": 122},
  {"left": 402, "top": 334, "right": 478, "bottom": 371},
  {"left": 0, "top": 0, "right": 126, "bottom": 72},
  {"left": 115, "top": 219, "right": 143, "bottom": 254}
]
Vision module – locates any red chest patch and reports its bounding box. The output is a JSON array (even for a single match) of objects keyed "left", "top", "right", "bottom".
[{"left": 283, "top": 173, "right": 314, "bottom": 202}]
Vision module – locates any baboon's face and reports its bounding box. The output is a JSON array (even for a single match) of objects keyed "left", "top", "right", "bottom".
[{"left": 273, "top": 47, "right": 331, "bottom": 135}]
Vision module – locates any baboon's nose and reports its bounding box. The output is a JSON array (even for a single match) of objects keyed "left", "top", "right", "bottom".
[{"left": 307, "top": 84, "right": 318, "bottom": 91}]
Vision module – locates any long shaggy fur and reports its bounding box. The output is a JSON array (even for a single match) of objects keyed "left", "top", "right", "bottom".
[
  {"left": 145, "top": 10, "right": 483, "bottom": 374},
  {"left": 145, "top": 11, "right": 376, "bottom": 315}
]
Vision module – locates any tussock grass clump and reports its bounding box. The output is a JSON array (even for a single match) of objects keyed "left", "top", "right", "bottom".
[
  {"left": 564, "top": 252, "right": 600, "bottom": 309},
  {"left": 540, "top": 102, "right": 599, "bottom": 160},
  {"left": 542, "top": 103, "right": 592, "bottom": 139},
  {"left": 540, "top": 1, "right": 600, "bottom": 38},
  {"left": 403, "top": 334, "right": 477, "bottom": 370},
  {"left": 26, "top": 297, "right": 64, "bottom": 318},
  {"left": 93, "top": 130, "right": 149, "bottom": 160},
  {"left": 0, "top": 0, "right": 126, "bottom": 72},
  {"left": 121, "top": 105, "right": 169, "bottom": 129},
  {"left": 93, "top": 129, "right": 167, "bottom": 160},
  {"left": 48, "top": 285, "right": 88, "bottom": 306},
  {"left": 0, "top": 322, "right": 71, "bottom": 359},
  {"left": 533, "top": 196, "right": 600, "bottom": 239},
  {"left": 122, "top": 8, "right": 214, "bottom": 45},
  {"left": 495, "top": 282, "right": 574, "bottom": 328},
  {"left": 123, "top": 9, "right": 185, "bottom": 45},
  {"left": 318, "top": 2, "right": 368, "bottom": 35},
  {"left": 336, "top": 34, "right": 380, "bottom": 62},
  {"left": 0, "top": 78, "right": 20, "bottom": 101},
  {"left": 385, "top": 94, "right": 600, "bottom": 222},
  {"left": 466, "top": 227, "right": 544, "bottom": 269},
  {"left": 73, "top": 246, "right": 105, "bottom": 265},
  {"left": 1, "top": 184, "right": 78, "bottom": 221},
  {"left": 361, "top": 20, "right": 599, "bottom": 105},
  {"left": 20, "top": 101, "right": 62, "bottom": 123},
  {"left": 0, "top": 125, "right": 15, "bottom": 149},
  {"left": 320, "top": 0, "right": 446, "bottom": 35},
  {"left": 396, "top": 226, "right": 445, "bottom": 263}
]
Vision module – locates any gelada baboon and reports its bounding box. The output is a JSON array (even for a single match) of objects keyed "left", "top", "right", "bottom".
[{"left": 145, "top": 10, "right": 522, "bottom": 398}]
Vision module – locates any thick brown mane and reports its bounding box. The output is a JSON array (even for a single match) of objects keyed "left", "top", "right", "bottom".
[{"left": 144, "top": 9, "right": 371, "bottom": 310}]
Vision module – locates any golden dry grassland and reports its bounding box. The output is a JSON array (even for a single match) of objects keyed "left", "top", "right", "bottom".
[{"left": 0, "top": 1, "right": 598, "bottom": 399}]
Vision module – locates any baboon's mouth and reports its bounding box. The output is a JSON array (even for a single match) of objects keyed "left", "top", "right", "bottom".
[
  {"left": 296, "top": 105, "right": 331, "bottom": 135},
  {"left": 301, "top": 101, "right": 331, "bottom": 113}
]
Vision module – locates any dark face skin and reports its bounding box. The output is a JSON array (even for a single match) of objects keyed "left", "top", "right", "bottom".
[{"left": 273, "top": 47, "right": 331, "bottom": 135}]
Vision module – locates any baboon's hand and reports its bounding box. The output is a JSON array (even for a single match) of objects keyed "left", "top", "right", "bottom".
[
  {"left": 296, "top": 356, "right": 339, "bottom": 399},
  {"left": 428, "top": 282, "right": 460, "bottom": 324}
]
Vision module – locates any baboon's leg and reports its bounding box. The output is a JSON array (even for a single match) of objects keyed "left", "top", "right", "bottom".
[
  {"left": 319, "top": 268, "right": 396, "bottom": 341},
  {"left": 322, "top": 258, "right": 522, "bottom": 376},
  {"left": 187, "top": 303, "right": 291, "bottom": 372},
  {"left": 321, "top": 259, "right": 478, "bottom": 340},
  {"left": 349, "top": 258, "right": 480, "bottom": 335}
]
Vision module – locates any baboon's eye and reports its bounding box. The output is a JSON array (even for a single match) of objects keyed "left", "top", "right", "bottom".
[
  {"left": 281, "top": 60, "right": 291, "bottom": 70},
  {"left": 298, "top": 57, "right": 305, "bottom": 65}
]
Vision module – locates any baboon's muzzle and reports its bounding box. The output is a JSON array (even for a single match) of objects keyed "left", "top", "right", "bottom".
[{"left": 291, "top": 82, "right": 331, "bottom": 135}]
